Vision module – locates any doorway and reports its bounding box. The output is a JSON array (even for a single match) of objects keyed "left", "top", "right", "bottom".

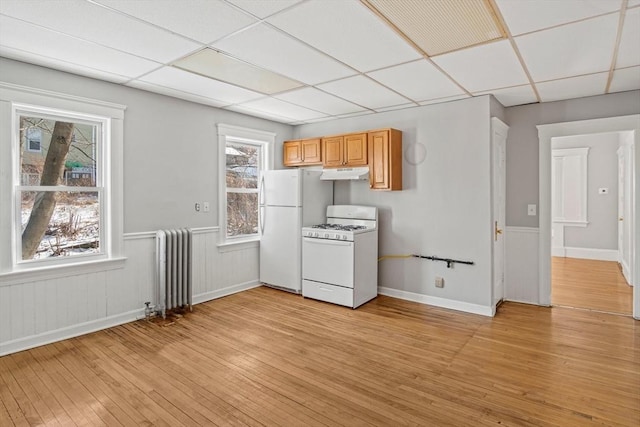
[
  {"left": 549, "top": 131, "right": 634, "bottom": 315},
  {"left": 538, "top": 115, "right": 639, "bottom": 320}
]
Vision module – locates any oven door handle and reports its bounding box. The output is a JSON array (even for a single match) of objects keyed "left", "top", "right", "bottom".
[{"left": 303, "top": 238, "right": 352, "bottom": 246}]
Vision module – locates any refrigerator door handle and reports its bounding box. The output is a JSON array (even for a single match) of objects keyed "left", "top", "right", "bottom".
[
  {"left": 260, "top": 205, "right": 265, "bottom": 236},
  {"left": 259, "top": 175, "right": 265, "bottom": 206}
]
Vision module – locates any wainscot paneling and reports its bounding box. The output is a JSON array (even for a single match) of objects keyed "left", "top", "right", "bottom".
[
  {"left": 0, "top": 227, "right": 259, "bottom": 356},
  {"left": 504, "top": 226, "right": 540, "bottom": 305}
]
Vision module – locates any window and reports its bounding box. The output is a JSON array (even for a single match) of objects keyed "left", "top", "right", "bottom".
[
  {"left": 217, "top": 124, "right": 274, "bottom": 245},
  {"left": 0, "top": 82, "right": 125, "bottom": 277},
  {"left": 551, "top": 147, "right": 589, "bottom": 225}
]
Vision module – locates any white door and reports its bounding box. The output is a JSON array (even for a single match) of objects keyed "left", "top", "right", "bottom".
[
  {"left": 491, "top": 118, "right": 508, "bottom": 310},
  {"left": 261, "top": 169, "right": 300, "bottom": 207},
  {"left": 260, "top": 205, "right": 301, "bottom": 291},
  {"left": 618, "top": 148, "right": 626, "bottom": 271}
]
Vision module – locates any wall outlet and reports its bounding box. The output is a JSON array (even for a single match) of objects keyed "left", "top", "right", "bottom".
[
  {"left": 203, "top": 201, "right": 210, "bottom": 212},
  {"left": 527, "top": 204, "right": 537, "bottom": 216},
  {"left": 435, "top": 277, "right": 444, "bottom": 288},
  {"left": 598, "top": 188, "right": 608, "bottom": 194},
  {"left": 195, "top": 202, "right": 201, "bottom": 212}
]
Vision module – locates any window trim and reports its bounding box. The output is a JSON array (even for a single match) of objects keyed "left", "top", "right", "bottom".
[
  {"left": 0, "top": 82, "right": 126, "bottom": 278},
  {"left": 217, "top": 123, "right": 274, "bottom": 246}
]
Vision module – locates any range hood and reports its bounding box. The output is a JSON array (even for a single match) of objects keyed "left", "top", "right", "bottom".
[{"left": 320, "top": 166, "right": 369, "bottom": 181}]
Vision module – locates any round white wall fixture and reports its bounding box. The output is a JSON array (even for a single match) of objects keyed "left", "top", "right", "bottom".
[{"left": 404, "top": 142, "right": 427, "bottom": 165}]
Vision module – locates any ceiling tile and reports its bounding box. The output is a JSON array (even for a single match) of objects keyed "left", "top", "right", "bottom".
[
  {"left": 93, "top": 0, "right": 256, "bottom": 44},
  {"left": 536, "top": 72, "right": 608, "bottom": 102},
  {"left": 628, "top": 0, "right": 640, "bottom": 6},
  {"left": 226, "top": 104, "right": 296, "bottom": 124},
  {"left": 367, "top": 59, "right": 465, "bottom": 102},
  {"left": 609, "top": 66, "right": 640, "bottom": 93},
  {"left": 616, "top": 8, "right": 640, "bottom": 68},
  {"left": 267, "top": 0, "right": 421, "bottom": 72},
  {"left": 126, "top": 80, "right": 229, "bottom": 108},
  {"left": 226, "top": 0, "right": 302, "bottom": 19},
  {"left": 418, "top": 94, "right": 470, "bottom": 106},
  {"left": 138, "top": 66, "right": 264, "bottom": 104},
  {"left": 0, "top": 0, "right": 199, "bottom": 63},
  {"left": 0, "top": 45, "right": 130, "bottom": 84},
  {"left": 515, "top": 14, "right": 619, "bottom": 82},
  {"left": 235, "top": 97, "right": 328, "bottom": 121},
  {"left": 316, "top": 75, "right": 411, "bottom": 110},
  {"left": 212, "top": 24, "right": 356, "bottom": 85},
  {"left": 374, "top": 103, "right": 416, "bottom": 113},
  {"left": 474, "top": 85, "right": 538, "bottom": 107},
  {"left": 0, "top": 15, "right": 159, "bottom": 78},
  {"left": 275, "top": 87, "right": 366, "bottom": 115},
  {"left": 495, "top": 0, "right": 620, "bottom": 36},
  {"left": 432, "top": 40, "right": 528, "bottom": 92}
]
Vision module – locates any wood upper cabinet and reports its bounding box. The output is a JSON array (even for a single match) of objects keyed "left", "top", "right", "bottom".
[
  {"left": 322, "top": 133, "right": 367, "bottom": 167},
  {"left": 283, "top": 138, "right": 322, "bottom": 166},
  {"left": 368, "top": 129, "right": 402, "bottom": 191}
]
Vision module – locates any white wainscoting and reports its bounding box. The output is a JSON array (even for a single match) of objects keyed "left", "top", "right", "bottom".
[
  {"left": 0, "top": 227, "right": 259, "bottom": 356},
  {"left": 504, "top": 227, "right": 540, "bottom": 305}
]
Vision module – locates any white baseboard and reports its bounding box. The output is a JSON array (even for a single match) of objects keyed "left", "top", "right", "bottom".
[
  {"left": 378, "top": 286, "right": 494, "bottom": 317},
  {"left": 555, "top": 247, "right": 618, "bottom": 261},
  {"left": 0, "top": 308, "right": 144, "bottom": 357},
  {"left": 193, "top": 280, "right": 260, "bottom": 305}
]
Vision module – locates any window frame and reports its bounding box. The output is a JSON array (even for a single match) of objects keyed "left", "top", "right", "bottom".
[
  {"left": 217, "top": 124, "right": 274, "bottom": 246},
  {"left": 0, "top": 82, "right": 126, "bottom": 280}
]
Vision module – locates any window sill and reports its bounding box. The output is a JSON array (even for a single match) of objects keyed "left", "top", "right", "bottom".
[
  {"left": 217, "top": 238, "right": 260, "bottom": 253},
  {"left": 0, "top": 257, "right": 127, "bottom": 287}
]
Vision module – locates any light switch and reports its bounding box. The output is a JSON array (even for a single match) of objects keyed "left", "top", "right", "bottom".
[
  {"left": 203, "top": 202, "right": 210, "bottom": 212},
  {"left": 527, "top": 204, "right": 537, "bottom": 216}
]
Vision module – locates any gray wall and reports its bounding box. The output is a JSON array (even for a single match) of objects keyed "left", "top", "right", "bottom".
[
  {"left": 553, "top": 132, "right": 620, "bottom": 249},
  {"left": 504, "top": 90, "right": 640, "bottom": 227},
  {"left": 0, "top": 58, "right": 294, "bottom": 233},
  {"left": 296, "top": 96, "right": 495, "bottom": 309}
]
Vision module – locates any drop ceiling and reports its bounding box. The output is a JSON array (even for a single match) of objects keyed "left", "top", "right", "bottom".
[{"left": 0, "top": 0, "right": 638, "bottom": 125}]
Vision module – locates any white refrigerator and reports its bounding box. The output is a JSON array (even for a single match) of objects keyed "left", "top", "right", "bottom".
[{"left": 259, "top": 169, "right": 333, "bottom": 292}]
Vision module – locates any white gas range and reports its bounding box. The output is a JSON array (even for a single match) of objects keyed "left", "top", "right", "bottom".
[{"left": 301, "top": 205, "right": 378, "bottom": 308}]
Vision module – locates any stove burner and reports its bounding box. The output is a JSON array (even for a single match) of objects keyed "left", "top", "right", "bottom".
[{"left": 311, "top": 224, "right": 368, "bottom": 231}]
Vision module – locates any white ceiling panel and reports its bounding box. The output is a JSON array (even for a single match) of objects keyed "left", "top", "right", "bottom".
[
  {"left": 139, "top": 66, "right": 264, "bottom": 104},
  {"left": 94, "top": 0, "right": 256, "bottom": 44},
  {"left": 227, "top": 104, "right": 297, "bottom": 123},
  {"left": 0, "top": 0, "right": 199, "bottom": 63},
  {"left": 609, "top": 66, "right": 640, "bottom": 93},
  {"left": 267, "top": 0, "right": 421, "bottom": 72},
  {"left": 628, "top": 0, "right": 640, "bottom": 7},
  {"left": 516, "top": 14, "right": 619, "bottom": 82},
  {"left": 0, "top": 46, "right": 130, "bottom": 84},
  {"left": 536, "top": 72, "right": 608, "bottom": 102},
  {"left": 0, "top": 15, "right": 159, "bottom": 78},
  {"left": 432, "top": 40, "right": 528, "bottom": 92},
  {"left": 616, "top": 8, "right": 640, "bottom": 68},
  {"left": 226, "top": 0, "right": 302, "bottom": 19},
  {"left": 418, "top": 94, "right": 470, "bottom": 106},
  {"left": 212, "top": 24, "right": 356, "bottom": 85},
  {"left": 474, "top": 85, "right": 538, "bottom": 107},
  {"left": 367, "top": 59, "right": 465, "bottom": 102},
  {"left": 127, "top": 80, "right": 229, "bottom": 108},
  {"left": 236, "top": 97, "right": 328, "bottom": 121},
  {"left": 374, "top": 103, "right": 416, "bottom": 113},
  {"left": 317, "top": 75, "right": 412, "bottom": 110},
  {"left": 495, "top": 0, "right": 620, "bottom": 36},
  {"left": 275, "top": 87, "right": 366, "bottom": 115}
]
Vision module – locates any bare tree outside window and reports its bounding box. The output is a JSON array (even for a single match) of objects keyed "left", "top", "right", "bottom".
[
  {"left": 226, "top": 142, "right": 260, "bottom": 237},
  {"left": 19, "top": 115, "right": 101, "bottom": 260}
]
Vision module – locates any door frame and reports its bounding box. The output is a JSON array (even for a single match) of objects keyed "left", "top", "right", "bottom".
[{"left": 538, "top": 114, "right": 639, "bottom": 319}]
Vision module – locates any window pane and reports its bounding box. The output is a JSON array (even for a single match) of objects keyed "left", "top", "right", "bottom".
[
  {"left": 20, "top": 116, "right": 97, "bottom": 187},
  {"left": 226, "top": 143, "right": 258, "bottom": 189},
  {"left": 21, "top": 191, "right": 100, "bottom": 260},
  {"left": 226, "top": 192, "right": 258, "bottom": 237}
]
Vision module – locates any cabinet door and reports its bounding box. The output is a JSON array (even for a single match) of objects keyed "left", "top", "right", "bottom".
[
  {"left": 301, "top": 138, "right": 322, "bottom": 164},
  {"left": 368, "top": 131, "right": 389, "bottom": 189},
  {"left": 323, "top": 136, "right": 343, "bottom": 167},
  {"left": 344, "top": 133, "right": 368, "bottom": 166},
  {"left": 283, "top": 141, "right": 302, "bottom": 166}
]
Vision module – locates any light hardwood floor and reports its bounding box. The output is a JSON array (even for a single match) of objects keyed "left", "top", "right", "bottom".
[
  {"left": 552, "top": 257, "right": 633, "bottom": 315},
  {"left": 1, "top": 286, "right": 639, "bottom": 426}
]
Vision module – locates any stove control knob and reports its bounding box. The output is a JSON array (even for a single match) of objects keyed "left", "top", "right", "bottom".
[
  {"left": 313, "top": 232, "right": 319, "bottom": 237},
  {"left": 342, "top": 235, "right": 347, "bottom": 240},
  {"left": 324, "top": 233, "right": 329, "bottom": 238}
]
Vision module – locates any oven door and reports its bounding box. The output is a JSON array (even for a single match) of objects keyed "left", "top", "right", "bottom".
[{"left": 302, "top": 237, "right": 354, "bottom": 288}]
